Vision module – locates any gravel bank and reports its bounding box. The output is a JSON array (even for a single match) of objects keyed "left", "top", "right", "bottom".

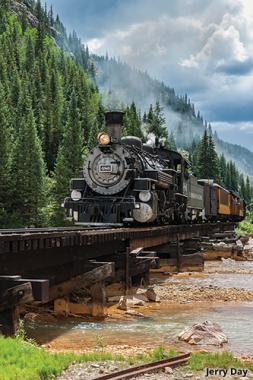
[
  {"left": 56, "top": 362, "right": 253, "bottom": 380},
  {"left": 154, "top": 283, "right": 253, "bottom": 303}
]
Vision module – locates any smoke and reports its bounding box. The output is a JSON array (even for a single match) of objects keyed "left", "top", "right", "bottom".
[
  {"left": 146, "top": 133, "right": 166, "bottom": 147},
  {"left": 146, "top": 133, "right": 156, "bottom": 146}
]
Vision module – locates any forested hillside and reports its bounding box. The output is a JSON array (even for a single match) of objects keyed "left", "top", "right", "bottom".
[{"left": 0, "top": 0, "right": 104, "bottom": 227}]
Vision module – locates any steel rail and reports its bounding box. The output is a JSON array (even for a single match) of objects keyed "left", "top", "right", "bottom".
[
  {"left": 92, "top": 352, "right": 190, "bottom": 380},
  {"left": 0, "top": 222, "right": 235, "bottom": 236},
  {"left": 0, "top": 226, "right": 110, "bottom": 235}
]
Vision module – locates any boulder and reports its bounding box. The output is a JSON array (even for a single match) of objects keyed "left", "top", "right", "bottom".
[
  {"left": 145, "top": 286, "right": 160, "bottom": 302},
  {"left": 178, "top": 321, "right": 228, "bottom": 346}
]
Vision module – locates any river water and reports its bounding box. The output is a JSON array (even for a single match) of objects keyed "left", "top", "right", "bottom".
[
  {"left": 27, "top": 302, "right": 253, "bottom": 355},
  {"left": 27, "top": 260, "right": 253, "bottom": 355}
]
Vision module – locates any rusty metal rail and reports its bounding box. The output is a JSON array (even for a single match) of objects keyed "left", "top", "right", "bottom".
[{"left": 92, "top": 353, "right": 190, "bottom": 380}]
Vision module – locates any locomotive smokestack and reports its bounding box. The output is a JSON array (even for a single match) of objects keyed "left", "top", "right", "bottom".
[{"left": 105, "top": 111, "right": 124, "bottom": 141}]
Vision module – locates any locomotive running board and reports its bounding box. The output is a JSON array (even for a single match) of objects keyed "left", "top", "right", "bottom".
[{"left": 74, "top": 222, "right": 124, "bottom": 227}]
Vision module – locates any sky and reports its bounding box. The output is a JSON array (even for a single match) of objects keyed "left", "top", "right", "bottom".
[{"left": 48, "top": 0, "right": 253, "bottom": 151}]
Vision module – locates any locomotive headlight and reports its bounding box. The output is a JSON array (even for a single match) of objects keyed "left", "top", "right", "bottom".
[
  {"left": 139, "top": 191, "right": 151, "bottom": 202},
  {"left": 71, "top": 190, "right": 82, "bottom": 201},
  {"left": 97, "top": 132, "right": 110, "bottom": 145}
]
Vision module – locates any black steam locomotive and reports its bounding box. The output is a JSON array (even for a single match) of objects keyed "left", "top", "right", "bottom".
[{"left": 64, "top": 111, "right": 246, "bottom": 225}]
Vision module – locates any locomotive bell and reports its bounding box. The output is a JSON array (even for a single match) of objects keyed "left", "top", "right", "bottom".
[{"left": 105, "top": 111, "right": 124, "bottom": 141}]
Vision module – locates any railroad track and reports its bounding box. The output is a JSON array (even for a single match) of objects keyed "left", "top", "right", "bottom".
[
  {"left": 0, "top": 225, "right": 116, "bottom": 235},
  {"left": 92, "top": 353, "right": 190, "bottom": 380},
  {"left": 0, "top": 221, "right": 235, "bottom": 236},
  {"left": 0, "top": 222, "right": 235, "bottom": 248}
]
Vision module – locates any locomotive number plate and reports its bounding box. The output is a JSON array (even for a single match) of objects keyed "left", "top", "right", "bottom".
[{"left": 99, "top": 164, "right": 112, "bottom": 172}]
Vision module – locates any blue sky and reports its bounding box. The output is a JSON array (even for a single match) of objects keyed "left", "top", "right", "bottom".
[{"left": 48, "top": 0, "right": 253, "bottom": 151}]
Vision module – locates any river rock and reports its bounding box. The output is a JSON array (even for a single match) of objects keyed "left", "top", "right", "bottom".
[
  {"left": 131, "top": 296, "right": 145, "bottom": 306},
  {"left": 214, "top": 242, "right": 233, "bottom": 252},
  {"left": 165, "top": 366, "right": 173, "bottom": 374},
  {"left": 126, "top": 309, "right": 144, "bottom": 317},
  {"left": 91, "top": 364, "right": 100, "bottom": 368},
  {"left": 236, "top": 239, "right": 244, "bottom": 248},
  {"left": 145, "top": 286, "right": 160, "bottom": 302},
  {"left": 178, "top": 321, "right": 228, "bottom": 346},
  {"left": 117, "top": 296, "right": 127, "bottom": 310},
  {"left": 221, "top": 257, "right": 236, "bottom": 265},
  {"left": 24, "top": 312, "right": 38, "bottom": 321},
  {"left": 117, "top": 296, "right": 145, "bottom": 310}
]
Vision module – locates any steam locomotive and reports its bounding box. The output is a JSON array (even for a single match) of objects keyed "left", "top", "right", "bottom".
[{"left": 64, "top": 111, "right": 246, "bottom": 225}]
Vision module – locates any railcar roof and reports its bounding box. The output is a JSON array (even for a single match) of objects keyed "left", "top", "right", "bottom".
[
  {"left": 213, "top": 183, "right": 230, "bottom": 193},
  {"left": 156, "top": 147, "right": 191, "bottom": 167}
]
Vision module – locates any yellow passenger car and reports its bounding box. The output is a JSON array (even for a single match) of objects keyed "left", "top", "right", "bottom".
[{"left": 214, "top": 184, "right": 231, "bottom": 216}]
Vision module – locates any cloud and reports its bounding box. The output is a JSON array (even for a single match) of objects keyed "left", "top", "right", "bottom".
[
  {"left": 180, "top": 12, "right": 252, "bottom": 74},
  {"left": 212, "top": 121, "right": 253, "bottom": 151},
  {"left": 216, "top": 58, "right": 253, "bottom": 75},
  {"left": 86, "top": 0, "right": 253, "bottom": 86},
  {"left": 48, "top": 0, "right": 253, "bottom": 149},
  {"left": 212, "top": 121, "right": 253, "bottom": 133}
]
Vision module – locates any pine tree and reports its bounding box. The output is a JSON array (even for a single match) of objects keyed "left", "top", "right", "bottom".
[
  {"left": 196, "top": 130, "right": 210, "bottom": 179},
  {"left": 52, "top": 91, "right": 83, "bottom": 223},
  {"left": 225, "top": 162, "right": 231, "bottom": 189},
  {"left": 169, "top": 132, "right": 177, "bottom": 150},
  {"left": 245, "top": 176, "right": 252, "bottom": 203},
  {"left": 229, "top": 161, "right": 239, "bottom": 191},
  {"left": 239, "top": 174, "right": 246, "bottom": 200},
  {"left": 25, "top": 34, "right": 35, "bottom": 71},
  {"left": 189, "top": 138, "right": 200, "bottom": 175},
  {"left": 219, "top": 154, "right": 227, "bottom": 186},
  {"left": 146, "top": 102, "right": 169, "bottom": 147},
  {"left": 124, "top": 102, "right": 143, "bottom": 138},
  {"left": 207, "top": 135, "right": 220, "bottom": 181},
  {"left": 196, "top": 131, "right": 219, "bottom": 181},
  {"left": 11, "top": 91, "right": 46, "bottom": 226},
  {"left": 0, "top": 84, "right": 12, "bottom": 226}
]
